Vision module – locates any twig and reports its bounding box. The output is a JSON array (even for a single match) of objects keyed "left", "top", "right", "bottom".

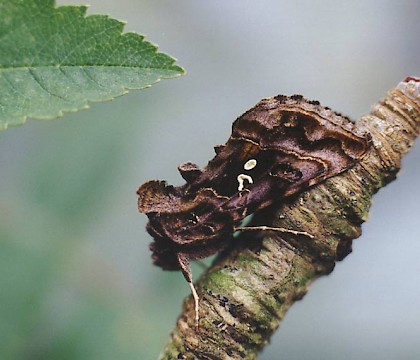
[{"left": 159, "top": 77, "right": 420, "bottom": 360}]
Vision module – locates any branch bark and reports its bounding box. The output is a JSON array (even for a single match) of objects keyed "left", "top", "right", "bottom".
[{"left": 159, "top": 78, "right": 420, "bottom": 360}]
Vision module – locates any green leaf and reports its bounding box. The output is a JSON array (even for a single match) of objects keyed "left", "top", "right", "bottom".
[{"left": 0, "top": 0, "right": 185, "bottom": 130}]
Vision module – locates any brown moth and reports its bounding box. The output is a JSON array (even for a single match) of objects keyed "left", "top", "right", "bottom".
[{"left": 137, "top": 95, "right": 370, "bottom": 325}]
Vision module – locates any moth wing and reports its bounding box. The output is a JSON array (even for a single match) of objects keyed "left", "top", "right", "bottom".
[
  {"left": 178, "top": 162, "right": 203, "bottom": 183},
  {"left": 137, "top": 180, "right": 183, "bottom": 214}
]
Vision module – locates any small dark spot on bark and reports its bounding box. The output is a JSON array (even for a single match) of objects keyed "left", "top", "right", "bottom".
[
  {"left": 308, "top": 99, "right": 320, "bottom": 105},
  {"left": 273, "top": 293, "right": 285, "bottom": 303},
  {"left": 274, "top": 94, "right": 287, "bottom": 102},
  {"left": 290, "top": 94, "right": 303, "bottom": 101},
  {"left": 219, "top": 295, "right": 229, "bottom": 306},
  {"left": 229, "top": 303, "right": 244, "bottom": 318}
]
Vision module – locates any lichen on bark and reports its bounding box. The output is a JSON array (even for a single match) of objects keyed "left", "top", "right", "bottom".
[{"left": 159, "top": 78, "right": 420, "bottom": 360}]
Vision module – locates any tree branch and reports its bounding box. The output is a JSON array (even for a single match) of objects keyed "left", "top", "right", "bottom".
[{"left": 159, "top": 78, "right": 420, "bottom": 360}]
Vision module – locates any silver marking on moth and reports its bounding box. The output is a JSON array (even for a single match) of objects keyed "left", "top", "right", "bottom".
[
  {"left": 244, "top": 159, "right": 257, "bottom": 170},
  {"left": 237, "top": 174, "right": 253, "bottom": 191}
]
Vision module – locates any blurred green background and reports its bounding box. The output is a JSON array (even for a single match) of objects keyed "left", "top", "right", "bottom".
[{"left": 1, "top": 1, "right": 419, "bottom": 359}]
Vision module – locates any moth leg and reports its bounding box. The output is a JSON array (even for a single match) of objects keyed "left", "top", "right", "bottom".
[
  {"left": 188, "top": 283, "right": 200, "bottom": 329},
  {"left": 176, "top": 253, "right": 200, "bottom": 329},
  {"left": 234, "top": 225, "right": 314, "bottom": 239}
]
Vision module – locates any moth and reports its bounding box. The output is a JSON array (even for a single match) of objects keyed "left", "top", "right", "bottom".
[{"left": 137, "top": 95, "right": 370, "bottom": 325}]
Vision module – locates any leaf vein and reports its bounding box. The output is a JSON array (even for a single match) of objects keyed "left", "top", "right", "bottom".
[
  {"left": 58, "top": 25, "right": 120, "bottom": 66},
  {"left": 81, "top": 67, "right": 107, "bottom": 89},
  {"left": 27, "top": 68, "right": 67, "bottom": 101}
]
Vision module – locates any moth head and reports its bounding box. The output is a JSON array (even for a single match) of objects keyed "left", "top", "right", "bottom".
[{"left": 137, "top": 180, "right": 234, "bottom": 270}]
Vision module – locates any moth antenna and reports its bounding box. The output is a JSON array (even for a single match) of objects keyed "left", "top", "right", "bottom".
[{"left": 234, "top": 225, "right": 314, "bottom": 239}]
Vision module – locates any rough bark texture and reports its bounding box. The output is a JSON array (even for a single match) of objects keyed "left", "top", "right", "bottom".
[{"left": 159, "top": 78, "right": 420, "bottom": 360}]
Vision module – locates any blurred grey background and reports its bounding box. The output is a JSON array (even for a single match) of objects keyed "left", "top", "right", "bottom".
[{"left": 0, "top": 1, "right": 419, "bottom": 359}]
